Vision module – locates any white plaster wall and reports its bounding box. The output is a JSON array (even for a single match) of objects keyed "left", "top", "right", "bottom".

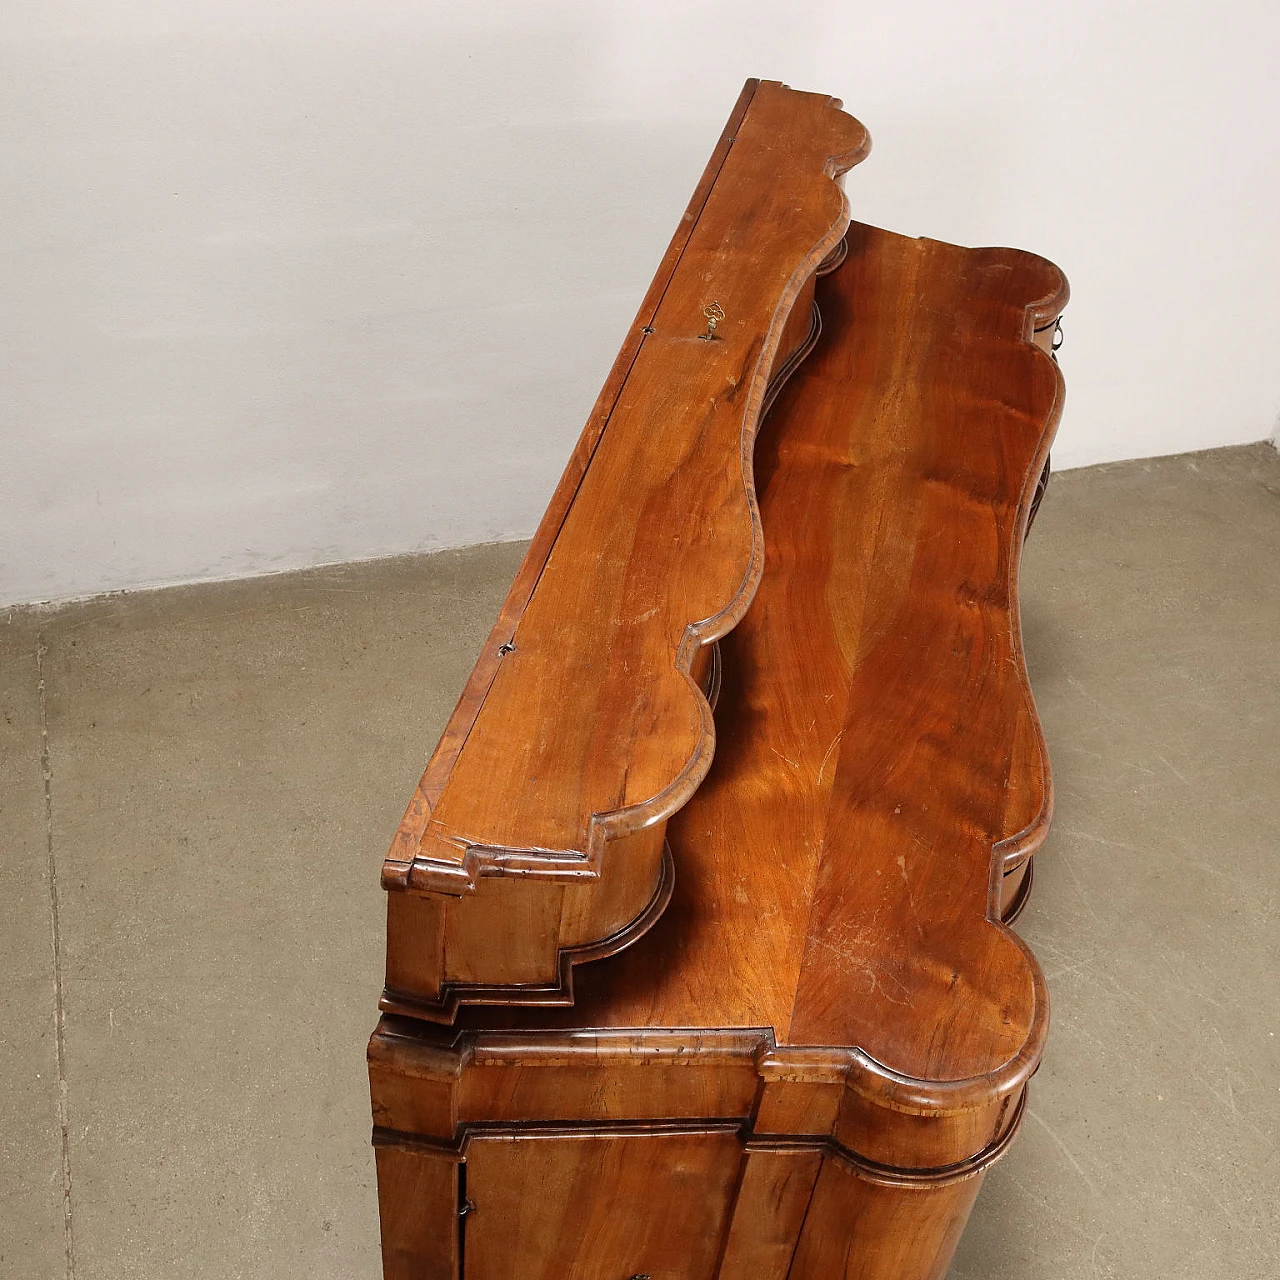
[{"left": 3, "top": 1, "right": 1278, "bottom": 605}]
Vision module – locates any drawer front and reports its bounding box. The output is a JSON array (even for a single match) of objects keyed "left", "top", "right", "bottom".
[{"left": 463, "top": 1131, "right": 741, "bottom": 1280}]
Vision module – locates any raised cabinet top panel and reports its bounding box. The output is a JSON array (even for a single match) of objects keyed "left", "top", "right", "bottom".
[
  {"left": 381, "top": 81, "right": 870, "bottom": 1017},
  {"left": 459, "top": 222, "right": 1068, "bottom": 1105}
]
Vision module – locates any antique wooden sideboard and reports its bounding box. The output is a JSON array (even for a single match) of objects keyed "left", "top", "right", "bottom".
[{"left": 369, "top": 79, "right": 1067, "bottom": 1280}]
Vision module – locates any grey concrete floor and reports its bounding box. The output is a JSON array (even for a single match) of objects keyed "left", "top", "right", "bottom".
[{"left": 2, "top": 443, "right": 1278, "bottom": 1279}]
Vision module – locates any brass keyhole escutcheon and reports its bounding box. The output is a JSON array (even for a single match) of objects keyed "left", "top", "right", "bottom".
[{"left": 699, "top": 300, "right": 725, "bottom": 340}]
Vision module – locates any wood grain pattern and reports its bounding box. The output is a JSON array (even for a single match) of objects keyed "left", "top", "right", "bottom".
[
  {"left": 381, "top": 80, "right": 871, "bottom": 1017},
  {"left": 370, "top": 1019, "right": 1028, "bottom": 1175},
  {"left": 463, "top": 1130, "right": 742, "bottom": 1279},
  {"left": 718, "top": 1148, "right": 825, "bottom": 1278},
  {"left": 369, "top": 148, "right": 1068, "bottom": 1278},
  {"left": 455, "top": 224, "right": 1067, "bottom": 1101},
  {"left": 369, "top": 1020, "right": 1030, "bottom": 1279},
  {"left": 787, "top": 1158, "right": 983, "bottom": 1280},
  {"left": 373, "top": 1144, "right": 459, "bottom": 1280}
]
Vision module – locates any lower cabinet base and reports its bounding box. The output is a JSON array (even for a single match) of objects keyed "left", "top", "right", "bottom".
[{"left": 374, "top": 1129, "right": 989, "bottom": 1280}]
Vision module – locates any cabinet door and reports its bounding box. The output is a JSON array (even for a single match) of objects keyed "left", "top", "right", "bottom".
[{"left": 463, "top": 1131, "right": 742, "bottom": 1280}]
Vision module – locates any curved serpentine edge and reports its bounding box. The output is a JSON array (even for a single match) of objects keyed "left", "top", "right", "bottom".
[
  {"left": 368, "top": 1022, "right": 1033, "bottom": 1184},
  {"left": 382, "top": 84, "right": 870, "bottom": 905},
  {"left": 371, "top": 1100, "right": 1027, "bottom": 1189},
  {"left": 805, "top": 243, "right": 1068, "bottom": 1120},
  {"left": 960, "top": 253, "right": 1070, "bottom": 1115},
  {"left": 880, "top": 250, "right": 1067, "bottom": 1118},
  {"left": 377, "top": 304, "right": 830, "bottom": 1024}
]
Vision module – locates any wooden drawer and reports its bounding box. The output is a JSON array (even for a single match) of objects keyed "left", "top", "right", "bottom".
[{"left": 463, "top": 1131, "right": 741, "bottom": 1280}]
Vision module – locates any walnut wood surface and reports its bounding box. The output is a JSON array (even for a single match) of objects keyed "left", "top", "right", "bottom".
[
  {"left": 370, "top": 1023, "right": 1025, "bottom": 1280},
  {"left": 370, "top": 219, "right": 1068, "bottom": 1279},
  {"left": 463, "top": 1130, "right": 742, "bottom": 1278},
  {"left": 382, "top": 80, "right": 871, "bottom": 1017},
  {"left": 456, "top": 223, "right": 1067, "bottom": 1090}
]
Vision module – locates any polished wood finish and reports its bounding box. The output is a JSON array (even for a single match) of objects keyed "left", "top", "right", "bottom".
[
  {"left": 370, "top": 1023, "right": 1028, "bottom": 1280},
  {"left": 371, "top": 211, "right": 1067, "bottom": 1277},
  {"left": 382, "top": 80, "right": 871, "bottom": 1021},
  {"left": 448, "top": 224, "right": 1066, "bottom": 1078},
  {"left": 464, "top": 1130, "right": 742, "bottom": 1278}
]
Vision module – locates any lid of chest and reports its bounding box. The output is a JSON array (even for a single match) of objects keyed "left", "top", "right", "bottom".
[{"left": 380, "top": 80, "right": 871, "bottom": 1022}]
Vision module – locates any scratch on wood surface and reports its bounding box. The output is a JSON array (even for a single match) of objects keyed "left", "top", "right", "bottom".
[
  {"left": 809, "top": 935, "right": 914, "bottom": 1007},
  {"left": 816, "top": 730, "right": 843, "bottom": 784}
]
